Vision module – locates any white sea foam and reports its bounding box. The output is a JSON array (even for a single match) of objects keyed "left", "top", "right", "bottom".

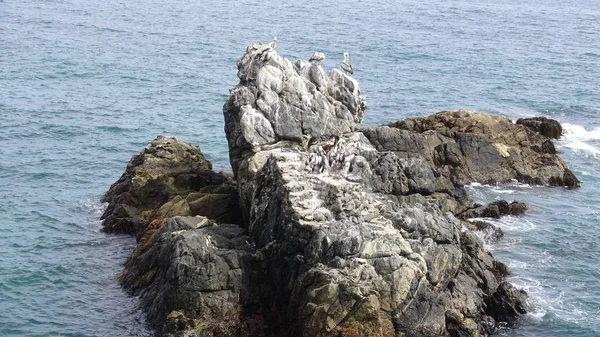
[
  {"left": 507, "top": 274, "right": 592, "bottom": 326},
  {"left": 465, "top": 181, "right": 534, "bottom": 204},
  {"left": 504, "top": 276, "right": 549, "bottom": 321},
  {"left": 506, "top": 180, "right": 531, "bottom": 189},
  {"left": 506, "top": 260, "right": 529, "bottom": 269},
  {"left": 473, "top": 216, "right": 538, "bottom": 233},
  {"left": 525, "top": 309, "right": 547, "bottom": 322},
  {"left": 79, "top": 198, "right": 107, "bottom": 219},
  {"left": 491, "top": 188, "right": 517, "bottom": 194},
  {"left": 74, "top": 198, "right": 107, "bottom": 233},
  {"left": 496, "top": 256, "right": 599, "bottom": 327},
  {"left": 564, "top": 141, "right": 600, "bottom": 156},
  {"left": 530, "top": 286, "right": 595, "bottom": 325},
  {"left": 467, "top": 181, "right": 531, "bottom": 189},
  {"left": 562, "top": 123, "right": 600, "bottom": 142},
  {"left": 561, "top": 123, "right": 600, "bottom": 156}
]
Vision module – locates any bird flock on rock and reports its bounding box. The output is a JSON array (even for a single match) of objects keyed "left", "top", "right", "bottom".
[
  {"left": 267, "top": 36, "right": 354, "bottom": 75},
  {"left": 309, "top": 139, "right": 360, "bottom": 175},
  {"left": 263, "top": 37, "right": 361, "bottom": 176}
]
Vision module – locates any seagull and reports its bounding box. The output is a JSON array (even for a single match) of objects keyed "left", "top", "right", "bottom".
[
  {"left": 269, "top": 36, "right": 277, "bottom": 49},
  {"left": 340, "top": 52, "right": 354, "bottom": 75},
  {"left": 309, "top": 52, "right": 326, "bottom": 65}
]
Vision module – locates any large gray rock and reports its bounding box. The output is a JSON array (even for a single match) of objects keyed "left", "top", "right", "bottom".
[
  {"left": 102, "top": 137, "right": 252, "bottom": 337},
  {"left": 222, "top": 45, "right": 529, "bottom": 337},
  {"left": 106, "top": 44, "right": 583, "bottom": 337},
  {"left": 223, "top": 43, "right": 367, "bottom": 177},
  {"left": 120, "top": 216, "right": 264, "bottom": 337}
]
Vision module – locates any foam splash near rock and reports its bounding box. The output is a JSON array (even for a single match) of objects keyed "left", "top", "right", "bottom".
[{"left": 102, "top": 43, "right": 581, "bottom": 337}]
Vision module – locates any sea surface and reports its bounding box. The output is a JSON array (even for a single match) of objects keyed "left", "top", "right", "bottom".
[{"left": 1, "top": 0, "right": 599, "bottom": 336}]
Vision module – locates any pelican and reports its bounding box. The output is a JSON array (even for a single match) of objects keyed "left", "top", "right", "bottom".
[
  {"left": 340, "top": 52, "right": 354, "bottom": 75},
  {"left": 269, "top": 36, "right": 277, "bottom": 49},
  {"left": 309, "top": 52, "right": 326, "bottom": 65}
]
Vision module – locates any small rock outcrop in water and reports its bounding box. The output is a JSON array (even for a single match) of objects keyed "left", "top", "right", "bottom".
[
  {"left": 516, "top": 116, "right": 563, "bottom": 139},
  {"left": 101, "top": 136, "right": 242, "bottom": 237},
  {"left": 458, "top": 200, "right": 528, "bottom": 220},
  {"left": 103, "top": 44, "right": 579, "bottom": 337}
]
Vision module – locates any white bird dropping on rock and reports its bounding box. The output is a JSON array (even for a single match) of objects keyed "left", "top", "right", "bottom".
[{"left": 340, "top": 52, "right": 354, "bottom": 75}]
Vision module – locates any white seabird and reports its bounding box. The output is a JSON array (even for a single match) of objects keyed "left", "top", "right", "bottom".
[
  {"left": 340, "top": 52, "right": 354, "bottom": 75},
  {"left": 269, "top": 36, "right": 277, "bottom": 49},
  {"left": 309, "top": 52, "right": 326, "bottom": 65}
]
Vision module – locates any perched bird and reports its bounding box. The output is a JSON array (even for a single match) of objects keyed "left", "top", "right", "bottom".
[
  {"left": 269, "top": 36, "right": 277, "bottom": 49},
  {"left": 340, "top": 52, "right": 354, "bottom": 75},
  {"left": 309, "top": 52, "right": 326, "bottom": 65}
]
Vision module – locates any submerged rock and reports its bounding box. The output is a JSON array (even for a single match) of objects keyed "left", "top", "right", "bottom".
[
  {"left": 464, "top": 220, "right": 504, "bottom": 243},
  {"left": 458, "top": 200, "right": 528, "bottom": 220}
]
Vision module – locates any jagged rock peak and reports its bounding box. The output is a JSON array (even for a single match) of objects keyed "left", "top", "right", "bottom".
[
  {"left": 224, "top": 43, "right": 367, "bottom": 176},
  {"left": 217, "top": 45, "right": 531, "bottom": 337}
]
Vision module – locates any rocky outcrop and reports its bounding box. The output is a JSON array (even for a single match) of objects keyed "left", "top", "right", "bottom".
[
  {"left": 221, "top": 44, "right": 532, "bottom": 337},
  {"left": 224, "top": 44, "right": 367, "bottom": 180},
  {"left": 361, "top": 111, "right": 579, "bottom": 188},
  {"left": 516, "top": 116, "right": 563, "bottom": 139},
  {"left": 100, "top": 136, "right": 247, "bottom": 335},
  {"left": 119, "top": 215, "right": 264, "bottom": 337},
  {"left": 484, "top": 282, "right": 528, "bottom": 323},
  {"left": 101, "top": 135, "right": 242, "bottom": 237},
  {"left": 458, "top": 200, "right": 527, "bottom": 220},
  {"left": 103, "top": 44, "right": 580, "bottom": 337}
]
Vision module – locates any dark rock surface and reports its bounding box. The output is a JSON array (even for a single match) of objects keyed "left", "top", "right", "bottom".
[
  {"left": 101, "top": 135, "right": 242, "bottom": 237},
  {"left": 120, "top": 216, "right": 264, "bottom": 337},
  {"left": 484, "top": 282, "right": 528, "bottom": 324},
  {"left": 516, "top": 116, "right": 563, "bottom": 139},
  {"left": 362, "top": 111, "right": 579, "bottom": 188},
  {"left": 103, "top": 44, "right": 581, "bottom": 337},
  {"left": 458, "top": 200, "right": 528, "bottom": 220},
  {"left": 100, "top": 136, "right": 249, "bottom": 336}
]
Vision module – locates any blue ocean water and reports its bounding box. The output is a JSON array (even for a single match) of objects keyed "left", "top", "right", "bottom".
[{"left": 1, "top": 0, "right": 599, "bottom": 336}]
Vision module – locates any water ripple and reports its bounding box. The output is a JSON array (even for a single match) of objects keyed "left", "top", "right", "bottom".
[{"left": 1, "top": 0, "right": 600, "bottom": 336}]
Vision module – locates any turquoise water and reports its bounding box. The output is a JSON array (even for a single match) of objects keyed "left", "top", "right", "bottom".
[{"left": 1, "top": 0, "right": 599, "bottom": 336}]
